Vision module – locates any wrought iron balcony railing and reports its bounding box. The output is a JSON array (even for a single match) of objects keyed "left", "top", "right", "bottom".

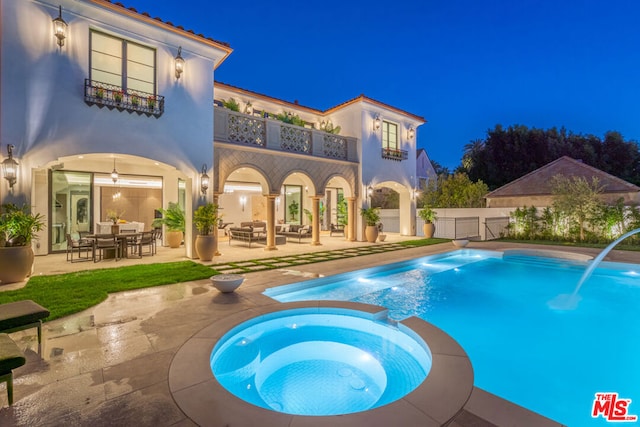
[
  {"left": 381, "top": 147, "right": 408, "bottom": 161},
  {"left": 84, "top": 79, "right": 164, "bottom": 117}
]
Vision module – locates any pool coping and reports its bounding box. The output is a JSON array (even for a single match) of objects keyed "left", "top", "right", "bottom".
[{"left": 168, "top": 301, "right": 474, "bottom": 427}]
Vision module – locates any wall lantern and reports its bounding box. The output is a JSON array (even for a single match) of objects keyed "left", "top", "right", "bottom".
[
  {"left": 111, "top": 158, "right": 119, "bottom": 183},
  {"left": 174, "top": 46, "right": 185, "bottom": 79},
  {"left": 373, "top": 115, "right": 381, "bottom": 131},
  {"left": 367, "top": 185, "right": 373, "bottom": 197},
  {"left": 2, "top": 144, "right": 18, "bottom": 188},
  {"left": 52, "top": 5, "right": 68, "bottom": 47},
  {"left": 245, "top": 102, "right": 253, "bottom": 115},
  {"left": 408, "top": 127, "right": 415, "bottom": 139},
  {"left": 200, "top": 164, "right": 209, "bottom": 195},
  {"left": 239, "top": 195, "right": 247, "bottom": 212}
]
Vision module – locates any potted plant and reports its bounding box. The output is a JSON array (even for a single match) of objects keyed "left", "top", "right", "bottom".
[
  {"left": 0, "top": 204, "right": 45, "bottom": 284},
  {"left": 106, "top": 209, "right": 125, "bottom": 234},
  {"left": 152, "top": 202, "right": 185, "bottom": 248},
  {"left": 147, "top": 95, "right": 156, "bottom": 110},
  {"left": 418, "top": 207, "right": 437, "bottom": 238},
  {"left": 95, "top": 87, "right": 104, "bottom": 99},
  {"left": 193, "top": 203, "right": 221, "bottom": 261},
  {"left": 361, "top": 207, "right": 380, "bottom": 243},
  {"left": 114, "top": 90, "right": 123, "bottom": 104},
  {"left": 131, "top": 94, "right": 139, "bottom": 106},
  {"left": 288, "top": 200, "right": 299, "bottom": 222},
  {"left": 221, "top": 98, "right": 240, "bottom": 112},
  {"left": 377, "top": 222, "right": 386, "bottom": 242}
]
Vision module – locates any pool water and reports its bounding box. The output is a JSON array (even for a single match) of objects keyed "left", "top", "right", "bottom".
[
  {"left": 210, "top": 310, "right": 431, "bottom": 415},
  {"left": 265, "top": 249, "right": 640, "bottom": 426}
]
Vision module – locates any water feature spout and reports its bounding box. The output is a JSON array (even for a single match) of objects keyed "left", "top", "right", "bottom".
[{"left": 549, "top": 228, "right": 640, "bottom": 310}]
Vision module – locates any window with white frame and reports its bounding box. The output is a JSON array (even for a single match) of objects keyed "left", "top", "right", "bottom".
[
  {"left": 382, "top": 121, "right": 398, "bottom": 150},
  {"left": 90, "top": 31, "right": 156, "bottom": 94}
]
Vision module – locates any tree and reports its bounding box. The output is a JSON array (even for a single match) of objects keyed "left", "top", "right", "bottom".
[
  {"left": 550, "top": 175, "right": 603, "bottom": 241},
  {"left": 430, "top": 160, "right": 450, "bottom": 176},
  {"left": 418, "top": 172, "right": 488, "bottom": 208},
  {"left": 462, "top": 125, "right": 640, "bottom": 188}
]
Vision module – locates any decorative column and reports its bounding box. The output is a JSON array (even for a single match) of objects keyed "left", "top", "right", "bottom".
[
  {"left": 347, "top": 197, "right": 356, "bottom": 242},
  {"left": 264, "top": 194, "right": 277, "bottom": 251},
  {"left": 213, "top": 194, "right": 221, "bottom": 256},
  {"left": 311, "top": 196, "right": 322, "bottom": 246}
]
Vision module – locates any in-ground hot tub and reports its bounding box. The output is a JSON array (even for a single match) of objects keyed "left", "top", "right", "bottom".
[
  {"left": 210, "top": 309, "right": 431, "bottom": 415},
  {"left": 169, "top": 302, "right": 473, "bottom": 426}
]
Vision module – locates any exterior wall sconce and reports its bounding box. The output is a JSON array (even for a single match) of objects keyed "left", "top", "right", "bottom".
[
  {"left": 174, "top": 46, "right": 185, "bottom": 79},
  {"left": 367, "top": 185, "right": 373, "bottom": 197},
  {"left": 239, "top": 195, "right": 247, "bottom": 212},
  {"left": 373, "top": 115, "right": 381, "bottom": 131},
  {"left": 52, "top": 5, "right": 68, "bottom": 48},
  {"left": 245, "top": 102, "right": 253, "bottom": 115},
  {"left": 111, "top": 158, "right": 119, "bottom": 183},
  {"left": 2, "top": 144, "right": 18, "bottom": 188},
  {"left": 408, "top": 127, "right": 415, "bottom": 140},
  {"left": 200, "top": 164, "right": 209, "bottom": 195}
]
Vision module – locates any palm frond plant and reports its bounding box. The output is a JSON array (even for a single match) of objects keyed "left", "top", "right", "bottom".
[{"left": 152, "top": 202, "right": 185, "bottom": 232}]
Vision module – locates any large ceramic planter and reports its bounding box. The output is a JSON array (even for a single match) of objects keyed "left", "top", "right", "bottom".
[
  {"left": 0, "top": 246, "right": 34, "bottom": 284},
  {"left": 195, "top": 234, "right": 217, "bottom": 261},
  {"left": 365, "top": 225, "right": 379, "bottom": 243},
  {"left": 166, "top": 231, "right": 183, "bottom": 248},
  {"left": 423, "top": 223, "right": 435, "bottom": 239}
]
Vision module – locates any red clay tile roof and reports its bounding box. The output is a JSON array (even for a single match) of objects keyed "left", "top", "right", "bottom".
[
  {"left": 215, "top": 81, "right": 323, "bottom": 114},
  {"left": 325, "top": 94, "right": 426, "bottom": 123},
  {"left": 215, "top": 82, "right": 425, "bottom": 122},
  {"left": 89, "top": 0, "right": 232, "bottom": 64},
  {"left": 486, "top": 156, "right": 640, "bottom": 198}
]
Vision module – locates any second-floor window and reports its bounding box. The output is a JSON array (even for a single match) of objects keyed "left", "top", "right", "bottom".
[
  {"left": 90, "top": 31, "right": 156, "bottom": 94},
  {"left": 382, "top": 121, "right": 398, "bottom": 150}
]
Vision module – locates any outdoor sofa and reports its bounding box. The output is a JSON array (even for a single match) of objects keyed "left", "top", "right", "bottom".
[
  {"left": 228, "top": 221, "right": 267, "bottom": 247},
  {"left": 276, "top": 224, "right": 312, "bottom": 243}
]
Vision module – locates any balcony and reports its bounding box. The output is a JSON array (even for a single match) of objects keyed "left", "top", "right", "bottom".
[
  {"left": 214, "top": 107, "right": 357, "bottom": 162},
  {"left": 381, "top": 147, "right": 408, "bottom": 161},
  {"left": 84, "top": 79, "right": 165, "bottom": 118}
]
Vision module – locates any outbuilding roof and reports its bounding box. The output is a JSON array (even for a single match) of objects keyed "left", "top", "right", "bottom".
[{"left": 485, "top": 156, "right": 640, "bottom": 198}]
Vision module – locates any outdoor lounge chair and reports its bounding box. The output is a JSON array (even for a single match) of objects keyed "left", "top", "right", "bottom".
[{"left": 0, "top": 333, "right": 26, "bottom": 405}]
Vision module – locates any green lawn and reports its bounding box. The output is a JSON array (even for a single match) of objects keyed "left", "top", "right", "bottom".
[{"left": 0, "top": 261, "right": 216, "bottom": 321}]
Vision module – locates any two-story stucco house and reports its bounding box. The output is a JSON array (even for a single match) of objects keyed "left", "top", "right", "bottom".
[{"left": 1, "top": 0, "right": 427, "bottom": 259}]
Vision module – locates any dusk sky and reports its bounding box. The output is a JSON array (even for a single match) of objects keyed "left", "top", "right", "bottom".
[{"left": 122, "top": 0, "right": 640, "bottom": 170}]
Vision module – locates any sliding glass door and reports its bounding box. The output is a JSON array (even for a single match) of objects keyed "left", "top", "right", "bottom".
[{"left": 50, "top": 171, "right": 93, "bottom": 252}]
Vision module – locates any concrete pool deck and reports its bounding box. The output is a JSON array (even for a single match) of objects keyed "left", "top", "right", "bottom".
[{"left": 2, "top": 239, "right": 635, "bottom": 426}]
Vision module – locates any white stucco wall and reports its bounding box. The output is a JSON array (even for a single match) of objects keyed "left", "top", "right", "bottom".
[{"left": 1, "top": 0, "right": 229, "bottom": 256}]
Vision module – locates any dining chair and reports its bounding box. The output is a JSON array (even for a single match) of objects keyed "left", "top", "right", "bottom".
[
  {"left": 131, "top": 231, "right": 154, "bottom": 257},
  {"left": 65, "top": 233, "right": 93, "bottom": 262},
  {"left": 93, "top": 234, "right": 119, "bottom": 262}
]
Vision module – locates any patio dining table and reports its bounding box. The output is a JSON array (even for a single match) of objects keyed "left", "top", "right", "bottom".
[{"left": 85, "top": 233, "right": 142, "bottom": 260}]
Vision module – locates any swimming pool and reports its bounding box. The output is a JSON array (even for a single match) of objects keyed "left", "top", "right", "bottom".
[{"left": 264, "top": 249, "right": 640, "bottom": 426}]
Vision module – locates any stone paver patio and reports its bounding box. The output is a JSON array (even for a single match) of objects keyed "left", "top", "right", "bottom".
[{"left": 1, "top": 238, "right": 636, "bottom": 426}]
